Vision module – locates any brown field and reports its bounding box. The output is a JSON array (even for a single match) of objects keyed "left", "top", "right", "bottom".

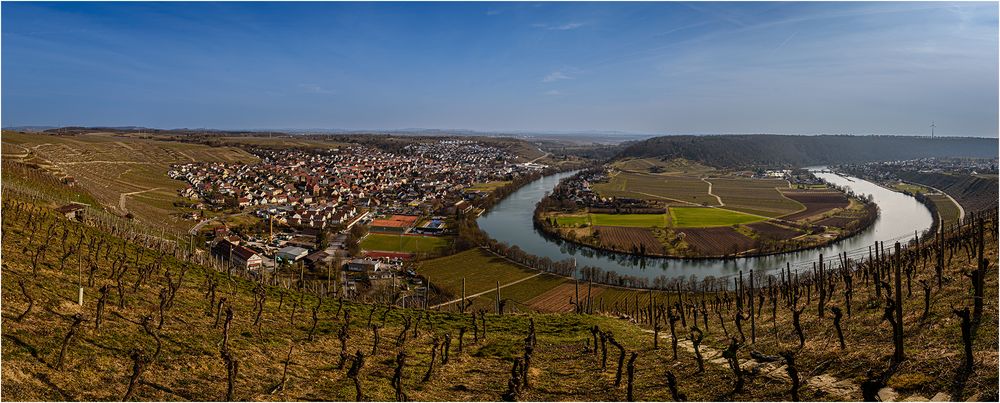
[
  {"left": 746, "top": 221, "right": 802, "bottom": 240},
  {"left": 708, "top": 177, "right": 803, "bottom": 217},
  {"left": 781, "top": 190, "right": 849, "bottom": 221},
  {"left": 525, "top": 282, "right": 607, "bottom": 312},
  {"left": 815, "top": 216, "right": 854, "bottom": 228},
  {"left": 595, "top": 226, "right": 665, "bottom": 254},
  {"left": 678, "top": 226, "right": 757, "bottom": 255},
  {"left": 592, "top": 171, "right": 716, "bottom": 205}
]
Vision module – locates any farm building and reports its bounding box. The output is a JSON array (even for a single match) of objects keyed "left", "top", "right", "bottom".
[
  {"left": 211, "top": 240, "right": 262, "bottom": 271},
  {"left": 303, "top": 250, "right": 337, "bottom": 269},
  {"left": 54, "top": 203, "right": 87, "bottom": 221},
  {"left": 276, "top": 245, "right": 309, "bottom": 263},
  {"left": 345, "top": 258, "right": 381, "bottom": 273}
]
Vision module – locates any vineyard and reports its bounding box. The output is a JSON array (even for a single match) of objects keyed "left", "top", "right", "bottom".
[
  {"left": 596, "top": 226, "right": 665, "bottom": 255},
  {"left": 780, "top": 191, "right": 850, "bottom": 221},
  {"left": 1, "top": 131, "right": 256, "bottom": 233},
  {"left": 591, "top": 172, "right": 718, "bottom": 206},
  {"left": 746, "top": 222, "right": 803, "bottom": 241},
  {"left": 706, "top": 177, "right": 802, "bottom": 217},
  {"left": 2, "top": 179, "right": 998, "bottom": 401},
  {"left": 677, "top": 227, "right": 758, "bottom": 256}
]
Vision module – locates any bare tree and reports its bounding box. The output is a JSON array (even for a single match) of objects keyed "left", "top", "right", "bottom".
[
  {"left": 56, "top": 313, "right": 85, "bottom": 370},
  {"left": 15, "top": 279, "right": 33, "bottom": 322},
  {"left": 122, "top": 348, "right": 150, "bottom": 401}
]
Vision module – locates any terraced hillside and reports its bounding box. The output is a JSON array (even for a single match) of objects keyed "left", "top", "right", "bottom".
[
  {"left": 1, "top": 130, "right": 257, "bottom": 233},
  {"left": 896, "top": 172, "right": 998, "bottom": 217}
]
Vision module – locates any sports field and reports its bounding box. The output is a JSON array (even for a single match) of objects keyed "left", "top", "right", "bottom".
[
  {"left": 669, "top": 206, "right": 765, "bottom": 227},
  {"left": 361, "top": 233, "right": 451, "bottom": 253}
]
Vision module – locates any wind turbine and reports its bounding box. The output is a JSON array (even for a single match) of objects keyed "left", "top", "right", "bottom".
[{"left": 930, "top": 122, "right": 936, "bottom": 138}]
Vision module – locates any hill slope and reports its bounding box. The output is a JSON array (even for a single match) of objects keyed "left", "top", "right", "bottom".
[
  {"left": 2, "top": 169, "right": 998, "bottom": 401},
  {"left": 619, "top": 135, "right": 998, "bottom": 168}
]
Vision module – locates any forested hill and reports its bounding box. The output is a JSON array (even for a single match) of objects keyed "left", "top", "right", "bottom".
[{"left": 618, "top": 135, "right": 998, "bottom": 168}]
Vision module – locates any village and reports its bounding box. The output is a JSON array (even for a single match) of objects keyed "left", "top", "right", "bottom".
[{"left": 166, "top": 139, "right": 545, "bottom": 300}]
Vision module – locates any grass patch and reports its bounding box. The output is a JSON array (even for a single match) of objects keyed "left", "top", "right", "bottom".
[
  {"left": 361, "top": 233, "right": 450, "bottom": 253},
  {"left": 554, "top": 213, "right": 667, "bottom": 228},
  {"left": 416, "top": 249, "right": 537, "bottom": 297},
  {"left": 669, "top": 206, "right": 765, "bottom": 227},
  {"left": 465, "top": 181, "right": 511, "bottom": 192}
]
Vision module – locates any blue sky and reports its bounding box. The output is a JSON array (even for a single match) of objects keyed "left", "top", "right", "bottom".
[{"left": 2, "top": 1, "right": 997, "bottom": 136}]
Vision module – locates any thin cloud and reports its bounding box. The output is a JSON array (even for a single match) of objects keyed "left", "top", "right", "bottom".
[
  {"left": 533, "top": 22, "right": 585, "bottom": 31},
  {"left": 544, "top": 90, "right": 561, "bottom": 96},
  {"left": 542, "top": 71, "right": 572, "bottom": 82},
  {"left": 298, "top": 84, "right": 334, "bottom": 94}
]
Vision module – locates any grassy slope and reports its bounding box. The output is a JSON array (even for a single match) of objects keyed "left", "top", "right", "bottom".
[
  {"left": 416, "top": 249, "right": 540, "bottom": 299},
  {"left": 891, "top": 182, "right": 963, "bottom": 228}
]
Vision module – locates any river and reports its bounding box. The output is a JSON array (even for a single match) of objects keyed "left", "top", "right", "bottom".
[{"left": 477, "top": 169, "right": 934, "bottom": 281}]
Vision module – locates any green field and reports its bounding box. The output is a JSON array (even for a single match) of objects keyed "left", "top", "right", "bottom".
[
  {"left": 893, "top": 182, "right": 929, "bottom": 194},
  {"left": 465, "top": 181, "right": 511, "bottom": 192},
  {"left": 556, "top": 213, "right": 667, "bottom": 228},
  {"left": 361, "top": 233, "right": 451, "bottom": 253},
  {"left": 416, "top": 248, "right": 538, "bottom": 297},
  {"left": 926, "top": 194, "right": 962, "bottom": 227},
  {"left": 669, "top": 206, "right": 766, "bottom": 227},
  {"left": 890, "top": 182, "right": 962, "bottom": 228}
]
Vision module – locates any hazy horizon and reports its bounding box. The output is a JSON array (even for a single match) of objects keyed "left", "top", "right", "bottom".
[{"left": 3, "top": 2, "right": 998, "bottom": 137}]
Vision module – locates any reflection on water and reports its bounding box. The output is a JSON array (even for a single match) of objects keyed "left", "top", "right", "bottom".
[{"left": 477, "top": 168, "right": 933, "bottom": 280}]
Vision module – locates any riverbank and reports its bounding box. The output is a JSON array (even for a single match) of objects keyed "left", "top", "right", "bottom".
[
  {"left": 531, "top": 170, "right": 881, "bottom": 260},
  {"left": 476, "top": 169, "right": 934, "bottom": 282}
]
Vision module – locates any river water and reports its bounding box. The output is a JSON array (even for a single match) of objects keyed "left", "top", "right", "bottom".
[{"left": 477, "top": 169, "right": 933, "bottom": 280}]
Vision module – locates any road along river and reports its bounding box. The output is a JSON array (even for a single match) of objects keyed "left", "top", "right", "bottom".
[{"left": 477, "top": 169, "right": 934, "bottom": 281}]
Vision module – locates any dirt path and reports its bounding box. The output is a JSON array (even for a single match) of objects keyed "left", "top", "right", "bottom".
[
  {"left": 430, "top": 272, "right": 544, "bottom": 309},
  {"left": 702, "top": 178, "right": 725, "bottom": 206},
  {"left": 528, "top": 148, "right": 550, "bottom": 164},
  {"left": 634, "top": 191, "right": 772, "bottom": 221}
]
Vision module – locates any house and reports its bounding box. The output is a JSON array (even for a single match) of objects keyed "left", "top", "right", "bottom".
[
  {"left": 276, "top": 245, "right": 309, "bottom": 263},
  {"left": 345, "top": 258, "right": 381, "bottom": 273},
  {"left": 304, "top": 250, "right": 337, "bottom": 269},
  {"left": 212, "top": 240, "right": 262, "bottom": 271},
  {"left": 54, "top": 203, "right": 87, "bottom": 221}
]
